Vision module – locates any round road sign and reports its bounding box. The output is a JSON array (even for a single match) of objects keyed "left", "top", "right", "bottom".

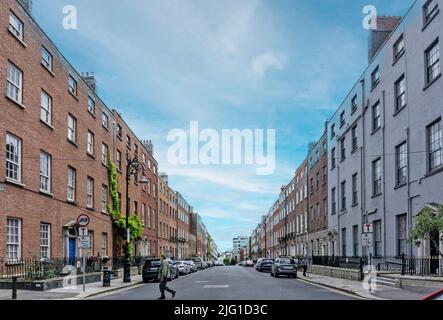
[{"left": 77, "top": 214, "right": 90, "bottom": 227}]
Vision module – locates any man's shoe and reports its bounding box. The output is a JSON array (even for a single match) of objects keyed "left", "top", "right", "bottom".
[
  {"left": 172, "top": 291, "right": 176, "bottom": 298},
  {"left": 157, "top": 296, "right": 165, "bottom": 300}
]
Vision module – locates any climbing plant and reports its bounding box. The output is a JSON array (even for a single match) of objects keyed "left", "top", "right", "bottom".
[{"left": 107, "top": 158, "right": 143, "bottom": 256}]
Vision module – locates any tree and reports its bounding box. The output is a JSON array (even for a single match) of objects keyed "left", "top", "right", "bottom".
[
  {"left": 230, "top": 257, "right": 237, "bottom": 265},
  {"left": 410, "top": 204, "right": 443, "bottom": 257}
]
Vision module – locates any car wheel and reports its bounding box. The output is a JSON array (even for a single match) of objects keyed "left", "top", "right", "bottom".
[{"left": 143, "top": 278, "right": 149, "bottom": 283}]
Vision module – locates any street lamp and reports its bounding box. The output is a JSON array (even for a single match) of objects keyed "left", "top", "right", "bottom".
[{"left": 123, "top": 153, "right": 147, "bottom": 283}]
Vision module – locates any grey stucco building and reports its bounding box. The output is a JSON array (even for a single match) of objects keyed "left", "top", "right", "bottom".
[{"left": 328, "top": 0, "right": 443, "bottom": 258}]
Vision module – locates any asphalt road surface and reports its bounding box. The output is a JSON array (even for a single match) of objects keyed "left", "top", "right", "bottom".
[{"left": 92, "top": 266, "right": 359, "bottom": 300}]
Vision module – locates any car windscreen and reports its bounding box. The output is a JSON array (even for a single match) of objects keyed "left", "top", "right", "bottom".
[
  {"left": 279, "top": 259, "right": 294, "bottom": 264},
  {"left": 262, "top": 260, "right": 273, "bottom": 264},
  {"left": 145, "top": 260, "right": 161, "bottom": 267}
]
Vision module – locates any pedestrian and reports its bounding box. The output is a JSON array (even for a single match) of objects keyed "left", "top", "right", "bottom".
[
  {"left": 157, "top": 254, "right": 176, "bottom": 300},
  {"left": 301, "top": 257, "right": 308, "bottom": 277}
]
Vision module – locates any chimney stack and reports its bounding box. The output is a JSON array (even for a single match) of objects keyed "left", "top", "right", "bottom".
[
  {"left": 18, "top": 0, "right": 32, "bottom": 13},
  {"left": 368, "top": 16, "right": 402, "bottom": 63},
  {"left": 159, "top": 173, "right": 169, "bottom": 185},
  {"left": 82, "top": 72, "right": 97, "bottom": 92},
  {"left": 142, "top": 140, "right": 154, "bottom": 155}
]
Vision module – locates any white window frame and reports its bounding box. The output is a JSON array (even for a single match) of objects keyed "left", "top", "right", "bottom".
[
  {"left": 426, "top": 40, "right": 440, "bottom": 85},
  {"left": 67, "top": 166, "right": 76, "bottom": 202},
  {"left": 101, "top": 233, "right": 108, "bottom": 256},
  {"left": 40, "top": 223, "right": 51, "bottom": 259},
  {"left": 6, "top": 133, "right": 22, "bottom": 182},
  {"left": 7, "top": 218, "right": 21, "bottom": 262},
  {"left": 395, "top": 74, "right": 406, "bottom": 111},
  {"left": 102, "top": 112, "right": 109, "bottom": 129},
  {"left": 428, "top": 120, "right": 442, "bottom": 171},
  {"left": 87, "top": 131, "right": 94, "bottom": 156},
  {"left": 68, "top": 75, "right": 77, "bottom": 96},
  {"left": 88, "top": 96, "right": 95, "bottom": 115},
  {"left": 41, "top": 47, "right": 53, "bottom": 71},
  {"left": 7, "top": 62, "right": 23, "bottom": 104},
  {"left": 86, "top": 177, "right": 94, "bottom": 209},
  {"left": 67, "top": 114, "right": 76, "bottom": 143},
  {"left": 101, "top": 185, "right": 108, "bottom": 213},
  {"left": 9, "top": 12, "right": 23, "bottom": 41},
  {"left": 393, "top": 34, "right": 405, "bottom": 61},
  {"left": 101, "top": 143, "right": 108, "bottom": 165},
  {"left": 40, "top": 151, "right": 51, "bottom": 193},
  {"left": 142, "top": 203, "right": 146, "bottom": 226},
  {"left": 40, "top": 90, "right": 52, "bottom": 125}
]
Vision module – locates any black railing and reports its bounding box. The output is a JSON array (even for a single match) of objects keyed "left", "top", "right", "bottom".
[
  {"left": 0, "top": 256, "right": 152, "bottom": 280},
  {"left": 311, "top": 256, "right": 362, "bottom": 270},
  {"left": 311, "top": 255, "right": 443, "bottom": 277}
]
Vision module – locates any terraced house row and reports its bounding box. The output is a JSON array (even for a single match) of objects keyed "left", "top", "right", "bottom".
[
  {"left": 0, "top": 0, "right": 214, "bottom": 265},
  {"left": 250, "top": 0, "right": 443, "bottom": 260}
]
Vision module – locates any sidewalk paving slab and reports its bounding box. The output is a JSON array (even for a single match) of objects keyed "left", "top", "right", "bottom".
[
  {"left": 0, "top": 275, "right": 143, "bottom": 300},
  {"left": 298, "top": 273, "right": 430, "bottom": 300}
]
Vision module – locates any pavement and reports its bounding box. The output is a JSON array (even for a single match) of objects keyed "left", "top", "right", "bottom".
[
  {"left": 0, "top": 266, "right": 434, "bottom": 300},
  {"left": 297, "top": 272, "right": 429, "bottom": 300},
  {"left": 0, "top": 275, "right": 143, "bottom": 300}
]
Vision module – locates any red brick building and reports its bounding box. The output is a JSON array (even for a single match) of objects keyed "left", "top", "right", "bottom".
[
  {"left": 157, "top": 173, "right": 177, "bottom": 258},
  {"left": 306, "top": 125, "right": 329, "bottom": 256},
  {"left": 0, "top": 0, "right": 159, "bottom": 263}
]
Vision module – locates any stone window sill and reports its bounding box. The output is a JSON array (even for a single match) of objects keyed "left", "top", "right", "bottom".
[
  {"left": 6, "top": 95, "right": 26, "bottom": 109},
  {"left": 8, "top": 28, "right": 27, "bottom": 48}
]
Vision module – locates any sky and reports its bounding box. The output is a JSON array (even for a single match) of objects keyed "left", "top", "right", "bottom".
[{"left": 33, "top": 0, "right": 413, "bottom": 252}]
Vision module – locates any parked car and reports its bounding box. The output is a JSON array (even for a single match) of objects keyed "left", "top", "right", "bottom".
[
  {"left": 175, "top": 260, "right": 191, "bottom": 275},
  {"left": 422, "top": 288, "right": 443, "bottom": 300},
  {"left": 271, "top": 258, "right": 297, "bottom": 278},
  {"left": 185, "top": 260, "right": 197, "bottom": 272},
  {"left": 255, "top": 258, "right": 264, "bottom": 270},
  {"left": 192, "top": 257, "right": 203, "bottom": 270},
  {"left": 257, "top": 258, "right": 274, "bottom": 272},
  {"left": 166, "top": 257, "right": 179, "bottom": 280},
  {"left": 245, "top": 260, "right": 254, "bottom": 267},
  {"left": 202, "top": 261, "right": 208, "bottom": 269},
  {"left": 142, "top": 258, "right": 162, "bottom": 283}
]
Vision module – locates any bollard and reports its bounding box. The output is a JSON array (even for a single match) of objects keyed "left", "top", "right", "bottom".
[{"left": 12, "top": 276, "right": 17, "bottom": 300}]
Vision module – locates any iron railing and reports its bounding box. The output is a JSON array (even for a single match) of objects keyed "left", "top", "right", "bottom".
[
  {"left": 311, "top": 255, "right": 443, "bottom": 277},
  {"left": 0, "top": 256, "right": 152, "bottom": 280}
]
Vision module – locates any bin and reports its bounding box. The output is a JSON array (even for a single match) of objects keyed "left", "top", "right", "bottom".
[{"left": 103, "top": 269, "right": 113, "bottom": 287}]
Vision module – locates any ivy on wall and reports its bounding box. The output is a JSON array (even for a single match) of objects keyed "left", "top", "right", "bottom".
[{"left": 107, "top": 158, "right": 143, "bottom": 256}]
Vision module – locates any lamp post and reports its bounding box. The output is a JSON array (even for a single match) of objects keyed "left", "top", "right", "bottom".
[{"left": 123, "top": 153, "right": 147, "bottom": 283}]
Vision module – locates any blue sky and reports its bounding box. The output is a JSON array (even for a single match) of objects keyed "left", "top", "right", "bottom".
[{"left": 33, "top": 0, "right": 413, "bottom": 252}]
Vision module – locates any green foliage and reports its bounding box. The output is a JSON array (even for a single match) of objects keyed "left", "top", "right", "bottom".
[
  {"left": 107, "top": 159, "right": 143, "bottom": 256},
  {"left": 410, "top": 205, "right": 443, "bottom": 257},
  {"left": 223, "top": 258, "right": 230, "bottom": 266},
  {"left": 230, "top": 258, "right": 237, "bottom": 265}
]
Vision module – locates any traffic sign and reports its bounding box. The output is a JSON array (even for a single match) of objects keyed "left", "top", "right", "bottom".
[
  {"left": 363, "top": 223, "right": 373, "bottom": 233},
  {"left": 77, "top": 214, "right": 90, "bottom": 227},
  {"left": 78, "top": 235, "right": 91, "bottom": 249},
  {"left": 362, "top": 233, "right": 373, "bottom": 247},
  {"left": 79, "top": 227, "right": 88, "bottom": 237}
]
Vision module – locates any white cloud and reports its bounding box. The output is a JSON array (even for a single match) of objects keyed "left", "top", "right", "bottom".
[{"left": 251, "top": 52, "right": 285, "bottom": 78}]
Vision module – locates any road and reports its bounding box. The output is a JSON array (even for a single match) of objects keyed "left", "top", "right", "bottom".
[{"left": 92, "top": 266, "right": 359, "bottom": 300}]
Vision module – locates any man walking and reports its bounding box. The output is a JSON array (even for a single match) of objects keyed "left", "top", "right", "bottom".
[
  {"left": 301, "top": 257, "right": 308, "bottom": 277},
  {"left": 158, "top": 255, "right": 176, "bottom": 300}
]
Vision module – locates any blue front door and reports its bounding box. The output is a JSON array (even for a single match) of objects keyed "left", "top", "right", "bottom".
[{"left": 69, "top": 238, "right": 76, "bottom": 266}]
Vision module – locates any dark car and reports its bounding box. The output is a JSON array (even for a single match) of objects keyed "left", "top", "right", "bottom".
[
  {"left": 142, "top": 258, "right": 178, "bottom": 283},
  {"left": 257, "top": 258, "right": 274, "bottom": 272},
  {"left": 142, "top": 258, "right": 162, "bottom": 283},
  {"left": 271, "top": 258, "right": 297, "bottom": 278}
]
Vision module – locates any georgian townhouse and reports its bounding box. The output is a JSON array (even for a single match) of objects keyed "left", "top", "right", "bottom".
[{"left": 328, "top": 0, "right": 443, "bottom": 259}]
